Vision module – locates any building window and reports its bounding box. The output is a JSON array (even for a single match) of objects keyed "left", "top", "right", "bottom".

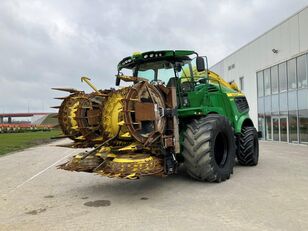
[
  {"left": 257, "top": 71, "right": 264, "bottom": 97},
  {"left": 239, "top": 76, "right": 244, "bottom": 91},
  {"left": 297, "top": 54, "right": 307, "bottom": 89},
  {"left": 271, "top": 65, "right": 279, "bottom": 94},
  {"left": 264, "top": 68, "right": 271, "bottom": 96},
  {"left": 279, "top": 62, "right": 287, "bottom": 92},
  {"left": 256, "top": 51, "right": 308, "bottom": 145},
  {"left": 287, "top": 58, "right": 296, "bottom": 90},
  {"left": 228, "top": 64, "right": 235, "bottom": 71}
]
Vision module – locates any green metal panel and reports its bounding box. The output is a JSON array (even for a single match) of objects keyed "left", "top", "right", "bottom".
[{"left": 177, "top": 80, "right": 251, "bottom": 135}]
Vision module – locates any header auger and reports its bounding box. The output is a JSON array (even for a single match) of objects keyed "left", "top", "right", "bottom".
[{"left": 53, "top": 50, "right": 259, "bottom": 182}]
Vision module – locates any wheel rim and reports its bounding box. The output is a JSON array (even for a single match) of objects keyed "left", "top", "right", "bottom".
[{"left": 214, "top": 132, "right": 228, "bottom": 167}]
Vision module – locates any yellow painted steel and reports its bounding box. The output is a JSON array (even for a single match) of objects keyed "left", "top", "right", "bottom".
[
  {"left": 207, "top": 70, "right": 241, "bottom": 92},
  {"left": 102, "top": 90, "right": 132, "bottom": 139},
  {"left": 113, "top": 155, "right": 154, "bottom": 163},
  {"left": 94, "top": 153, "right": 162, "bottom": 180},
  {"left": 81, "top": 76, "right": 100, "bottom": 93},
  {"left": 58, "top": 85, "right": 163, "bottom": 179},
  {"left": 106, "top": 153, "right": 117, "bottom": 158},
  {"left": 226, "top": 92, "right": 245, "bottom": 97},
  {"left": 75, "top": 154, "right": 83, "bottom": 159},
  {"left": 69, "top": 101, "right": 79, "bottom": 130},
  {"left": 99, "top": 146, "right": 111, "bottom": 153},
  {"left": 126, "top": 173, "right": 138, "bottom": 179},
  {"left": 229, "top": 81, "right": 241, "bottom": 92},
  {"left": 185, "top": 69, "right": 242, "bottom": 93},
  {"left": 118, "top": 143, "right": 139, "bottom": 152}
]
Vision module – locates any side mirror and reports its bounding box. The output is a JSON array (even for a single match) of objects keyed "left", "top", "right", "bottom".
[
  {"left": 116, "top": 76, "right": 120, "bottom": 86},
  {"left": 196, "top": 56, "right": 205, "bottom": 72}
]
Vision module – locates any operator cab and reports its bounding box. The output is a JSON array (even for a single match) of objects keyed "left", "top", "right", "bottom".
[
  {"left": 116, "top": 50, "right": 208, "bottom": 108},
  {"left": 116, "top": 50, "right": 207, "bottom": 86}
]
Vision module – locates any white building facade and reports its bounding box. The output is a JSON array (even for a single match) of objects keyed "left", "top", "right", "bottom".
[{"left": 211, "top": 6, "right": 308, "bottom": 144}]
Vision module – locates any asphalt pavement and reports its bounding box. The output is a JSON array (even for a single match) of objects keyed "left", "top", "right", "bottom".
[{"left": 1, "top": 140, "right": 308, "bottom": 231}]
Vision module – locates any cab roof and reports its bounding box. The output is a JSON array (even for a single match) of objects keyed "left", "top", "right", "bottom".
[{"left": 118, "top": 50, "right": 197, "bottom": 70}]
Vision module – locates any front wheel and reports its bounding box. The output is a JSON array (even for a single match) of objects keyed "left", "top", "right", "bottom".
[
  {"left": 182, "top": 114, "right": 236, "bottom": 183},
  {"left": 237, "top": 127, "right": 259, "bottom": 166}
]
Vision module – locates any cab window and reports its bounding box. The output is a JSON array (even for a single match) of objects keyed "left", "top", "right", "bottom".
[{"left": 138, "top": 69, "right": 155, "bottom": 81}]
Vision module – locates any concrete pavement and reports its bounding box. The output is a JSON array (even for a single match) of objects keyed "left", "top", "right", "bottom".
[{"left": 0, "top": 140, "right": 308, "bottom": 231}]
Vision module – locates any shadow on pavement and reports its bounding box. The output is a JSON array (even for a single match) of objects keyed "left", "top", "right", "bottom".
[{"left": 64, "top": 166, "right": 216, "bottom": 201}]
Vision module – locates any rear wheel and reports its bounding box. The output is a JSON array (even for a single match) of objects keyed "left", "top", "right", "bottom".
[
  {"left": 237, "top": 127, "right": 259, "bottom": 166},
  {"left": 182, "top": 114, "right": 236, "bottom": 182}
]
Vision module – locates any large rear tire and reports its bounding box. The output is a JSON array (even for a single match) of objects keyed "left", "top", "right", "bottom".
[
  {"left": 182, "top": 115, "right": 236, "bottom": 182},
  {"left": 237, "top": 127, "right": 259, "bottom": 166}
]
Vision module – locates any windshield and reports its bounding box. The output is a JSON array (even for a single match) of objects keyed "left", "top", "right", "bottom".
[{"left": 136, "top": 60, "right": 193, "bottom": 84}]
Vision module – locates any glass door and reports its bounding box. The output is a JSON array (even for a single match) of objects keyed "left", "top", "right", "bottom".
[
  {"left": 265, "top": 115, "right": 272, "bottom": 140},
  {"left": 280, "top": 116, "right": 289, "bottom": 142},
  {"left": 271, "top": 116, "right": 289, "bottom": 142},
  {"left": 272, "top": 117, "right": 280, "bottom": 141}
]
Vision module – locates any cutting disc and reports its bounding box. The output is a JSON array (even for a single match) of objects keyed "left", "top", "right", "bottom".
[{"left": 95, "top": 154, "right": 163, "bottom": 179}]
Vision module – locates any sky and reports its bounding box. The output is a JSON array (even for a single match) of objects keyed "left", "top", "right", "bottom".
[{"left": 0, "top": 0, "right": 307, "bottom": 113}]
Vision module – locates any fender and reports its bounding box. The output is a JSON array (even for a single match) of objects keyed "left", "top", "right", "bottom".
[{"left": 235, "top": 114, "right": 254, "bottom": 134}]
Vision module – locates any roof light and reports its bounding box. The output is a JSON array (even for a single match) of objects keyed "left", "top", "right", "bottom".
[{"left": 132, "top": 52, "right": 142, "bottom": 57}]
